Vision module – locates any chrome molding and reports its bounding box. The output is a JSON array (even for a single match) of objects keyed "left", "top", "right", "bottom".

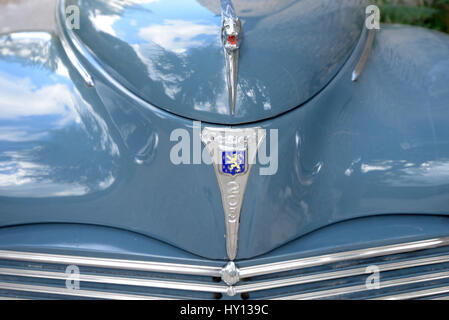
[
  {"left": 234, "top": 253, "right": 449, "bottom": 295},
  {"left": 0, "top": 250, "right": 222, "bottom": 277},
  {"left": 238, "top": 237, "right": 449, "bottom": 278},
  {"left": 276, "top": 270, "right": 449, "bottom": 300},
  {"left": 432, "top": 294, "right": 449, "bottom": 300},
  {"left": 378, "top": 286, "right": 449, "bottom": 300},
  {"left": 55, "top": 0, "right": 94, "bottom": 87},
  {"left": 0, "top": 267, "right": 227, "bottom": 294},
  {"left": 0, "top": 296, "right": 28, "bottom": 300},
  {"left": 352, "top": 28, "right": 375, "bottom": 82},
  {"left": 0, "top": 281, "right": 165, "bottom": 300},
  {"left": 1, "top": 236, "right": 449, "bottom": 299}
]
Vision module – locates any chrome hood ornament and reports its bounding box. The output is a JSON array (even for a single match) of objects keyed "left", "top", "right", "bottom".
[
  {"left": 220, "top": 0, "right": 241, "bottom": 116},
  {"left": 202, "top": 127, "right": 266, "bottom": 260}
]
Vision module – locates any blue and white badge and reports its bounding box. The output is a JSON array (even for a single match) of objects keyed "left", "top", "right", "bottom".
[{"left": 222, "top": 150, "right": 246, "bottom": 176}]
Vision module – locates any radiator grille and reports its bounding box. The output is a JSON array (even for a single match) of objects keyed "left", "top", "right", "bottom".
[{"left": 1, "top": 237, "right": 449, "bottom": 300}]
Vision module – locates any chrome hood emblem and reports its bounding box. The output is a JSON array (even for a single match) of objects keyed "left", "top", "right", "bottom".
[
  {"left": 202, "top": 127, "right": 266, "bottom": 260},
  {"left": 220, "top": 0, "right": 241, "bottom": 116}
]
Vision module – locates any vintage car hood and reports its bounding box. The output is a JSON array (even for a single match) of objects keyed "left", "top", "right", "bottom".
[
  {"left": 67, "top": 0, "right": 367, "bottom": 124},
  {"left": 1, "top": 24, "right": 449, "bottom": 261}
]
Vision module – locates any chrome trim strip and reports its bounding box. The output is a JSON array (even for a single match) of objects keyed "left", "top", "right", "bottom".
[
  {"left": 0, "top": 281, "right": 167, "bottom": 300},
  {"left": 352, "top": 28, "right": 375, "bottom": 82},
  {"left": 57, "top": 0, "right": 161, "bottom": 111},
  {"left": 2, "top": 252, "right": 449, "bottom": 297},
  {"left": 431, "top": 293, "right": 449, "bottom": 300},
  {"left": 376, "top": 286, "right": 449, "bottom": 300},
  {"left": 2, "top": 236, "right": 449, "bottom": 298},
  {"left": 0, "top": 267, "right": 227, "bottom": 294},
  {"left": 1, "top": 237, "right": 448, "bottom": 285},
  {"left": 235, "top": 254, "right": 449, "bottom": 294},
  {"left": 0, "top": 297, "right": 27, "bottom": 300},
  {"left": 55, "top": 0, "right": 94, "bottom": 87},
  {"left": 275, "top": 270, "right": 449, "bottom": 300},
  {"left": 0, "top": 250, "right": 222, "bottom": 277},
  {"left": 239, "top": 237, "right": 449, "bottom": 278}
]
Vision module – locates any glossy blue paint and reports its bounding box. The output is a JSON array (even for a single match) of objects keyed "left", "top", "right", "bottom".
[
  {"left": 0, "top": 223, "right": 215, "bottom": 265},
  {"left": 1, "top": 214, "right": 449, "bottom": 265},
  {"left": 240, "top": 214, "right": 449, "bottom": 266},
  {"left": 67, "top": 0, "right": 367, "bottom": 124},
  {"left": 0, "top": 31, "right": 228, "bottom": 259},
  {"left": 0, "top": 32, "right": 120, "bottom": 198},
  {"left": 238, "top": 25, "right": 449, "bottom": 259},
  {"left": 1, "top": 18, "right": 449, "bottom": 262}
]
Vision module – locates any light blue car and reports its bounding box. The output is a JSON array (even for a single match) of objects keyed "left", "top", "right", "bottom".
[{"left": 0, "top": 0, "right": 449, "bottom": 300}]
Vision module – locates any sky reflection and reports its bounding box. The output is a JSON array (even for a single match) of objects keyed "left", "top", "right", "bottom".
[{"left": 0, "top": 32, "right": 120, "bottom": 198}]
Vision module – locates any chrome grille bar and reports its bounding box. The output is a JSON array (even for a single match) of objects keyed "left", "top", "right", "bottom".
[
  {"left": 275, "top": 270, "right": 449, "bottom": 300},
  {"left": 235, "top": 254, "right": 449, "bottom": 294},
  {"left": 0, "top": 250, "right": 222, "bottom": 277},
  {"left": 376, "top": 286, "right": 449, "bottom": 300},
  {"left": 0, "top": 267, "right": 228, "bottom": 294},
  {"left": 1, "top": 236, "right": 449, "bottom": 299},
  {"left": 431, "top": 292, "right": 449, "bottom": 300},
  {"left": 239, "top": 237, "right": 449, "bottom": 278},
  {"left": 0, "top": 281, "right": 167, "bottom": 300},
  {"left": 1, "top": 253, "right": 448, "bottom": 296}
]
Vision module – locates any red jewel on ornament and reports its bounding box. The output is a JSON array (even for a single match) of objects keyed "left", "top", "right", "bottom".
[{"left": 227, "top": 35, "right": 237, "bottom": 45}]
